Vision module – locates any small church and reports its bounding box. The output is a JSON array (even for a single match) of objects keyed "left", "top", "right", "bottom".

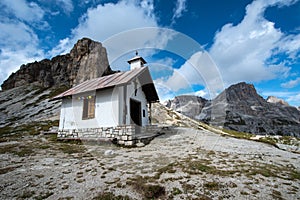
[{"left": 53, "top": 52, "right": 159, "bottom": 146}]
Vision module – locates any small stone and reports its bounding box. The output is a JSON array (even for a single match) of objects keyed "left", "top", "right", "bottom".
[
  {"left": 136, "top": 142, "right": 145, "bottom": 147},
  {"left": 104, "top": 150, "right": 114, "bottom": 155}
]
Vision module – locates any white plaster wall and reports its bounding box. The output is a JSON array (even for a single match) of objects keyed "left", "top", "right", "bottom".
[
  {"left": 59, "top": 89, "right": 119, "bottom": 130},
  {"left": 59, "top": 98, "right": 76, "bottom": 130},
  {"left": 95, "top": 88, "right": 119, "bottom": 127}
]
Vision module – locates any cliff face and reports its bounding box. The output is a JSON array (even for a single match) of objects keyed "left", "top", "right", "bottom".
[
  {"left": 1, "top": 38, "right": 114, "bottom": 90},
  {"left": 0, "top": 38, "right": 116, "bottom": 127},
  {"left": 165, "top": 95, "right": 208, "bottom": 119},
  {"left": 167, "top": 82, "right": 300, "bottom": 137},
  {"left": 212, "top": 82, "right": 300, "bottom": 137}
]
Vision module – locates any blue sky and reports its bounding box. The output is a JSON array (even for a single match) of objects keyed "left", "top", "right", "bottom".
[{"left": 0, "top": 0, "right": 299, "bottom": 106}]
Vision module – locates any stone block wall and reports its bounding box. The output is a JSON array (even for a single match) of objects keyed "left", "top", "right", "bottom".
[{"left": 57, "top": 125, "right": 136, "bottom": 146}]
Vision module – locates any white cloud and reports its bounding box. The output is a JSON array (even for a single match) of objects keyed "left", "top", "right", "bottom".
[
  {"left": 277, "top": 34, "right": 300, "bottom": 60},
  {"left": 262, "top": 91, "right": 300, "bottom": 106},
  {"left": 0, "top": 0, "right": 45, "bottom": 22},
  {"left": 0, "top": 0, "right": 48, "bottom": 86},
  {"left": 193, "top": 90, "right": 207, "bottom": 98},
  {"left": 0, "top": 19, "right": 45, "bottom": 86},
  {"left": 140, "top": 0, "right": 155, "bottom": 18},
  {"left": 55, "top": 0, "right": 74, "bottom": 14},
  {"left": 0, "top": 48, "right": 44, "bottom": 85},
  {"left": 48, "top": 38, "right": 71, "bottom": 57},
  {"left": 73, "top": 0, "right": 157, "bottom": 41},
  {"left": 153, "top": 78, "right": 178, "bottom": 102},
  {"left": 287, "top": 93, "right": 300, "bottom": 106},
  {"left": 51, "top": 0, "right": 159, "bottom": 59},
  {"left": 185, "top": 89, "right": 208, "bottom": 99},
  {"left": 162, "top": 51, "right": 224, "bottom": 99},
  {"left": 281, "top": 77, "right": 300, "bottom": 88},
  {"left": 208, "top": 0, "right": 300, "bottom": 86},
  {"left": 172, "top": 0, "right": 187, "bottom": 23},
  {"left": 0, "top": 20, "right": 39, "bottom": 47}
]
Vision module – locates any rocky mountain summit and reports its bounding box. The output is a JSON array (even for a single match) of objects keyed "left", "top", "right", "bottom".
[
  {"left": 0, "top": 38, "right": 116, "bottom": 127},
  {"left": 1, "top": 38, "right": 115, "bottom": 90},
  {"left": 167, "top": 82, "right": 300, "bottom": 137}
]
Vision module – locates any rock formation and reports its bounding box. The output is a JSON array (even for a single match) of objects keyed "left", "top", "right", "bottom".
[
  {"left": 0, "top": 38, "right": 117, "bottom": 127},
  {"left": 167, "top": 82, "right": 300, "bottom": 137},
  {"left": 165, "top": 95, "right": 207, "bottom": 119},
  {"left": 267, "top": 96, "right": 289, "bottom": 106},
  {"left": 1, "top": 38, "right": 115, "bottom": 90}
]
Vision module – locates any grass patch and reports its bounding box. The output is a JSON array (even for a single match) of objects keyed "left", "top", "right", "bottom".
[
  {"left": 57, "top": 142, "right": 86, "bottom": 154},
  {"left": 0, "top": 120, "right": 59, "bottom": 137},
  {"left": 19, "top": 190, "right": 35, "bottom": 199},
  {"left": 258, "top": 137, "right": 277, "bottom": 146},
  {"left": 0, "top": 144, "right": 34, "bottom": 157},
  {"left": 286, "top": 170, "right": 300, "bottom": 180},
  {"left": 0, "top": 165, "right": 21, "bottom": 175},
  {"left": 126, "top": 176, "right": 166, "bottom": 199},
  {"left": 34, "top": 191, "right": 54, "bottom": 200},
  {"left": 221, "top": 128, "right": 254, "bottom": 139},
  {"left": 172, "top": 187, "right": 183, "bottom": 195},
  {"left": 157, "top": 163, "right": 176, "bottom": 174},
  {"left": 271, "top": 190, "right": 283, "bottom": 200},
  {"left": 178, "top": 157, "right": 300, "bottom": 181},
  {"left": 203, "top": 181, "right": 220, "bottom": 191},
  {"left": 182, "top": 159, "right": 217, "bottom": 175}
]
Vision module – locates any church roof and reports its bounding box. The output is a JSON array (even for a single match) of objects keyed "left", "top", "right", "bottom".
[
  {"left": 127, "top": 55, "right": 147, "bottom": 64},
  {"left": 53, "top": 67, "right": 159, "bottom": 103}
]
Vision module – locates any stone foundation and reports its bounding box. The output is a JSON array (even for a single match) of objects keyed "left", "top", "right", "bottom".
[{"left": 57, "top": 125, "right": 136, "bottom": 146}]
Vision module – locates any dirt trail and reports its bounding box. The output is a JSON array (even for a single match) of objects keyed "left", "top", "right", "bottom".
[{"left": 0, "top": 127, "right": 299, "bottom": 199}]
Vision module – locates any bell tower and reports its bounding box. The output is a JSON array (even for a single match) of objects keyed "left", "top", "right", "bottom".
[{"left": 127, "top": 51, "right": 147, "bottom": 70}]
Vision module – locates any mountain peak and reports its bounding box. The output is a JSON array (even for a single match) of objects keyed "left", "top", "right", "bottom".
[
  {"left": 216, "top": 82, "right": 265, "bottom": 105},
  {"left": 1, "top": 38, "right": 115, "bottom": 91}
]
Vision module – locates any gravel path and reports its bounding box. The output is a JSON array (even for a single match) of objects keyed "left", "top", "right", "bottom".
[{"left": 0, "top": 127, "right": 299, "bottom": 199}]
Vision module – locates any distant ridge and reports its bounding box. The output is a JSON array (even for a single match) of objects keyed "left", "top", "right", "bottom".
[{"left": 167, "top": 82, "right": 300, "bottom": 137}]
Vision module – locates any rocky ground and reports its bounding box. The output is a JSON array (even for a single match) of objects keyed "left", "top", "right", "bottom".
[{"left": 0, "top": 127, "right": 299, "bottom": 200}]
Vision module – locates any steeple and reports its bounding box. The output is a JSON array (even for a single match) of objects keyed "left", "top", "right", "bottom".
[{"left": 127, "top": 51, "right": 147, "bottom": 70}]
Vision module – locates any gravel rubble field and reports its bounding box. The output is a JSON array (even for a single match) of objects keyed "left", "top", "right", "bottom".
[{"left": 0, "top": 127, "right": 299, "bottom": 199}]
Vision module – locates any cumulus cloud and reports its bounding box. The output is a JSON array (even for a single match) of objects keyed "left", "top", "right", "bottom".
[
  {"left": 158, "top": 51, "right": 224, "bottom": 99},
  {"left": 0, "top": 19, "right": 45, "bottom": 86},
  {"left": 0, "top": 0, "right": 162, "bottom": 86},
  {"left": 51, "top": 0, "right": 159, "bottom": 59},
  {"left": 281, "top": 77, "right": 300, "bottom": 88},
  {"left": 0, "top": 0, "right": 45, "bottom": 22},
  {"left": 157, "top": 0, "right": 300, "bottom": 101},
  {"left": 208, "top": 0, "right": 300, "bottom": 86},
  {"left": 0, "top": 0, "right": 49, "bottom": 86},
  {"left": 262, "top": 91, "right": 300, "bottom": 106}
]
